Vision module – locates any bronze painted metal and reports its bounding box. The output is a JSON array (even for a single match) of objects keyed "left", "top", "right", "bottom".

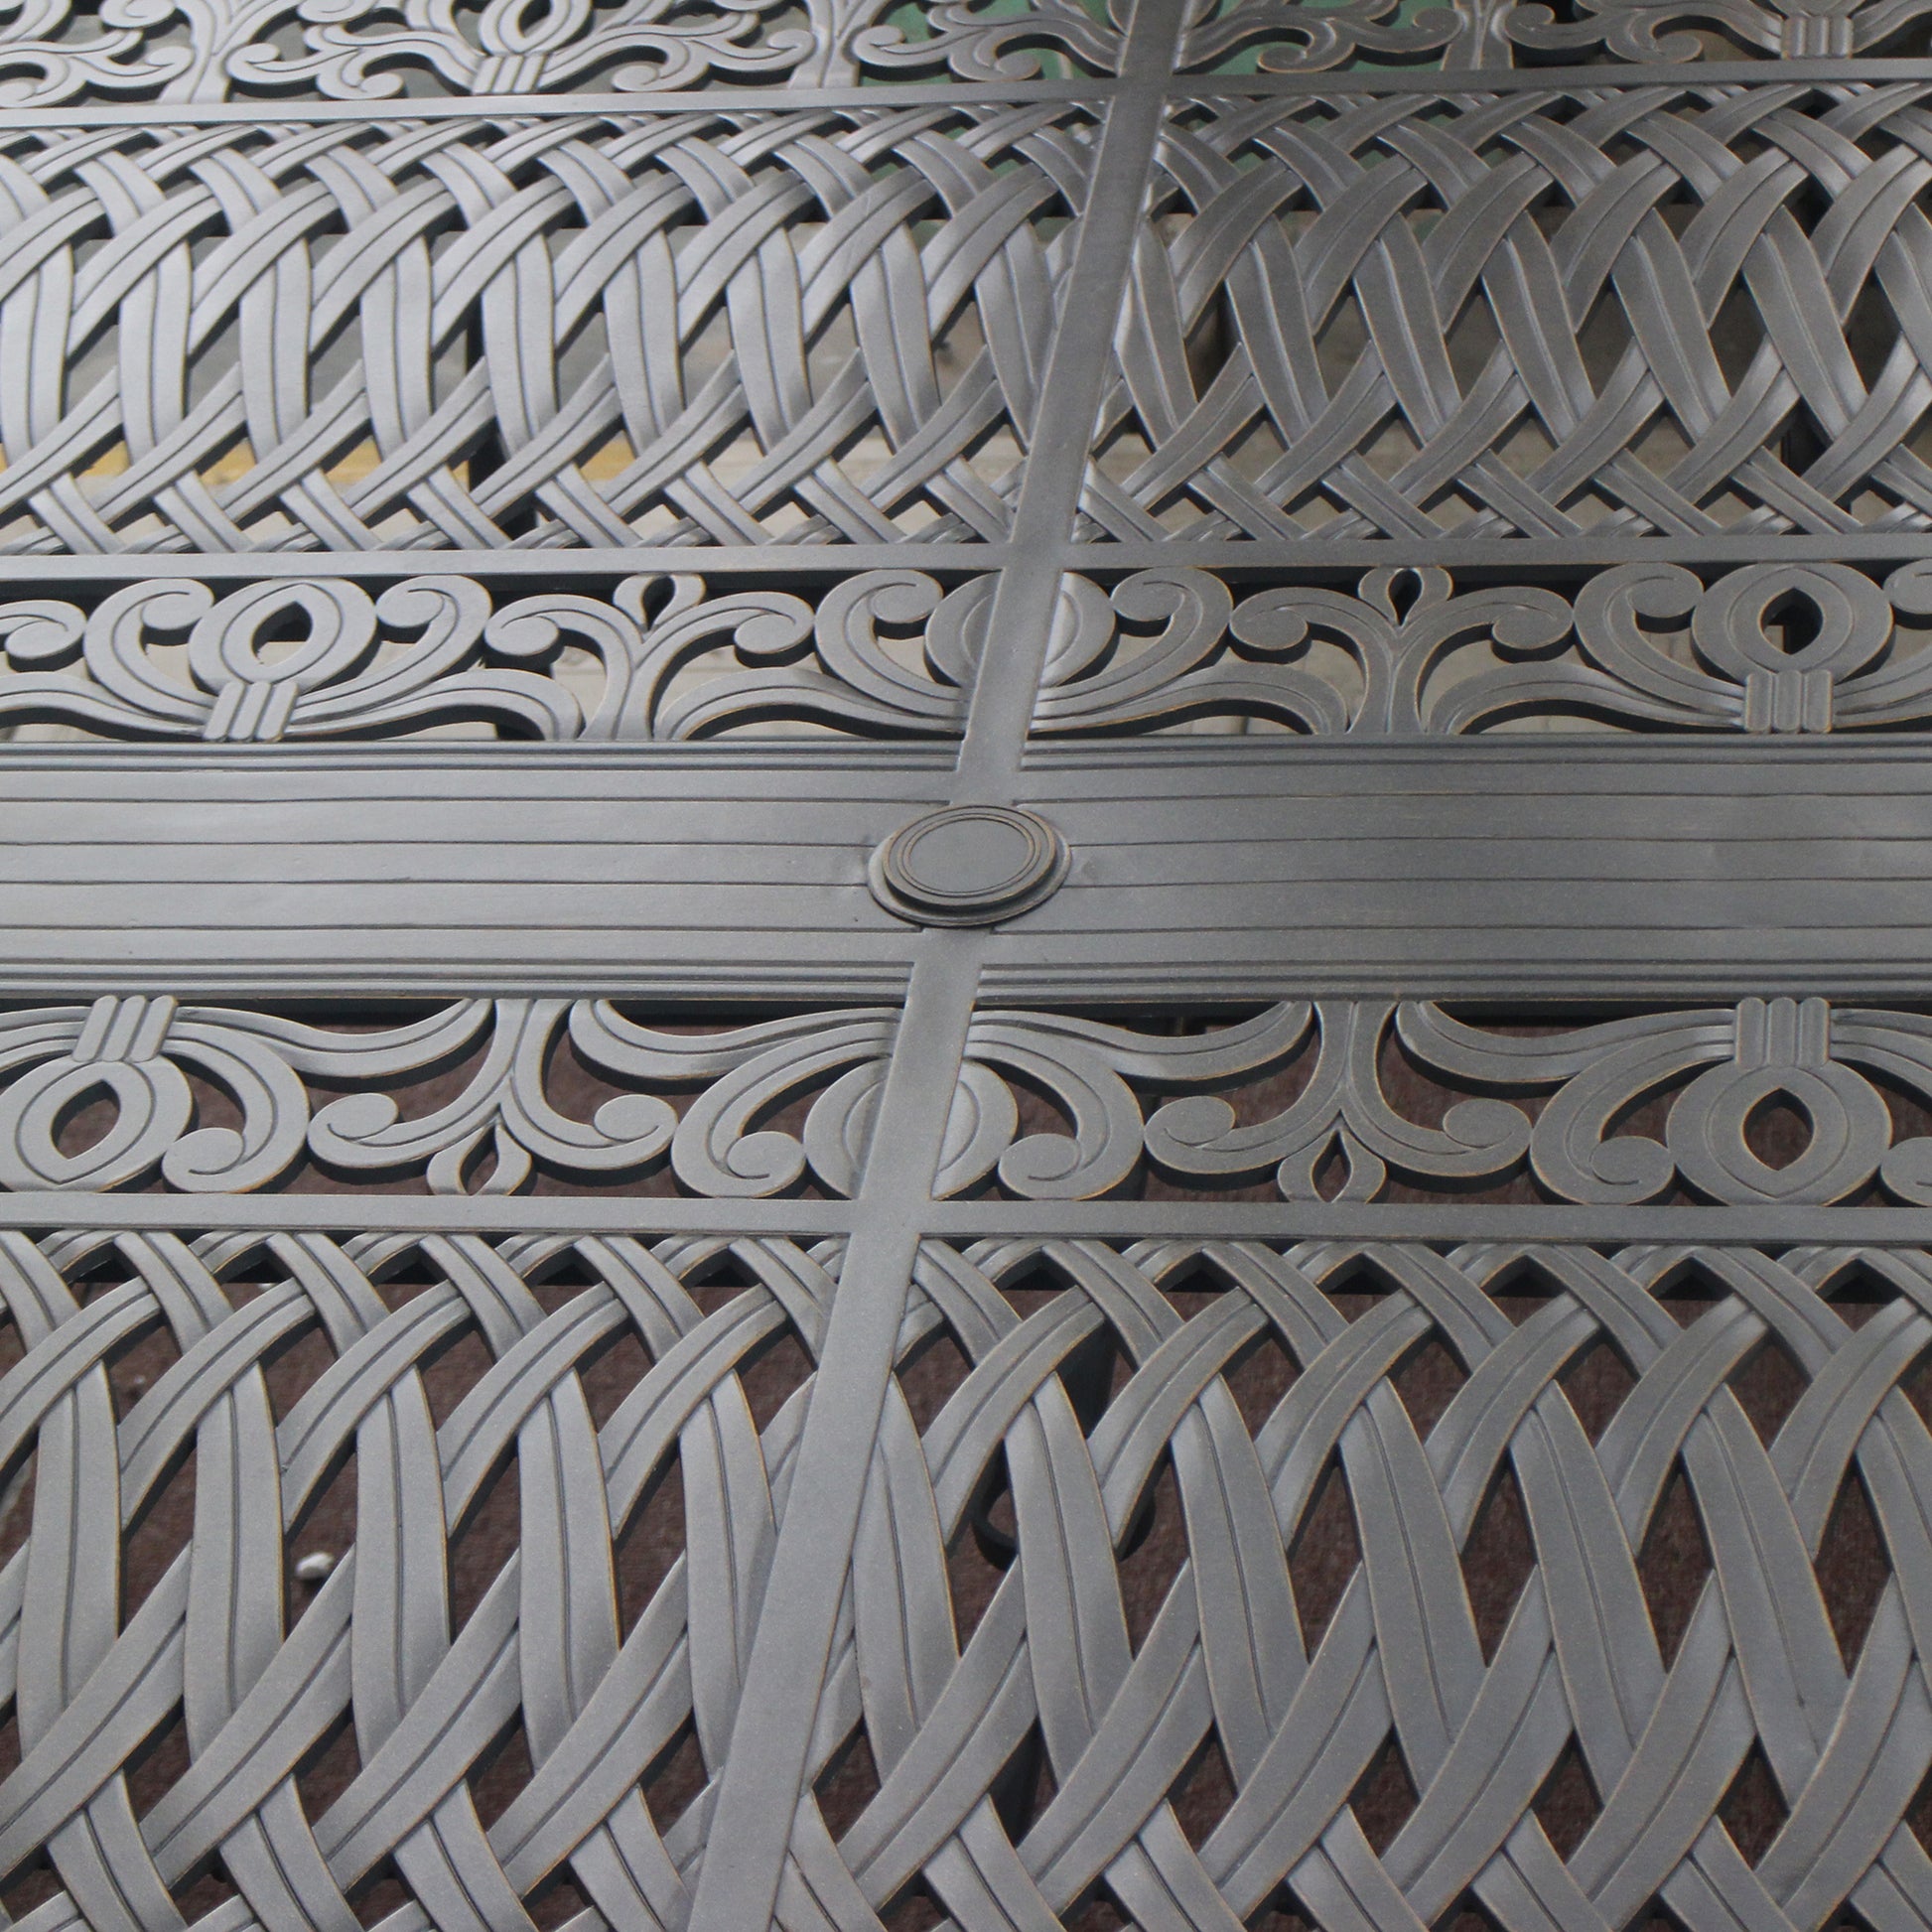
[{"left": 8, "top": 5, "right": 1932, "bottom": 1931}]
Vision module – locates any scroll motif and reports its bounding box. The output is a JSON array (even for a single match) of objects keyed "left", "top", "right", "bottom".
[
  {"left": 0, "top": 0, "right": 187, "bottom": 98},
  {"left": 938, "top": 1002, "right": 1529, "bottom": 1200},
  {"left": 1173, "top": 0, "right": 1515, "bottom": 69},
  {"left": 22, "top": 562, "right": 1932, "bottom": 743},
  {"left": 214, "top": 0, "right": 819, "bottom": 99},
  {"left": 19, "top": 993, "right": 1932, "bottom": 1203},
  {"left": 0, "top": 571, "right": 979, "bottom": 741},
  {"left": 1501, "top": 0, "right": 1932, "bottom": 60},
  {"left": 941, "top": 996, "right": 1932, "bottom": 1203},
  {"left": 1098, "top": 88, "right": 1932, "bottom": 544},
  {"left": 1034, "top": 563, "right": 1932, "bottom": 735},
  {"left": 0, "top": 995, "right": 899, "bottom": 1193},
  {"left": 19, "top": 0, "right": 1925, "bottom": 94},
  {"left": 0, "top": 0, "right": 1122, "bottom": 103},
  {"left": 1171, "top": 0, "right": 1932, "bottom": 66}
]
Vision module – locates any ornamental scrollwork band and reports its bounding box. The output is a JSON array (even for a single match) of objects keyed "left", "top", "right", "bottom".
[
  {"left": 22, "top": 991, "right": 1932, "bottom": 1203},
  {"left": 1035, "top": 562, "right": 1932, "bottom": 736},
  {"left": 7, "top": 1229, "right": 1932, "bottom": 1932},
  {"left": 9, "top": 0, "right": 1932, "bottom": 100},
  {"left": 0, "top": 571, "right": 979, "bottom": 740},
  {"left": 0, "top": 994, "right": 901, "bottom": 1194},
  {"left": 0, "top": 0, "right": 1128, "bottom": 103},
  {"left": 21, "top": 561, "right": 1932, "bottom": 742},
  {"left": 1175, "top": 0, "right": 1932, "bottom": 66},
  {"left": 955, "top": 996, "right": 1932, "bottom": 1203}
]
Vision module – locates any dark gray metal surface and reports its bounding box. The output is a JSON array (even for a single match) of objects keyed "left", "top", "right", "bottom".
[
  {"left": 26, "top": 739, "right": 1932, "bottom": 997},
  {"left": 8, "top": 5, "right": 1932, "bottom": 1931}
]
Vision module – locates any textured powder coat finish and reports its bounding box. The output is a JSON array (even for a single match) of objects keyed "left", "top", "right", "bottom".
[{"left": 4, "top": 4, "right": 1932, "bottom": 1932}]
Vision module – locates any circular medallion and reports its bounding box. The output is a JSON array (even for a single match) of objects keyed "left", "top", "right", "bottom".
[{"left": 869, "top": 805, "right": 1069, "bottom": 926}]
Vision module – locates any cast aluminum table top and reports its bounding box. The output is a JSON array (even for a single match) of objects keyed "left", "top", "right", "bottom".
[{"left": 3, "top": 3, "right": 1932, "bottom": 1929}]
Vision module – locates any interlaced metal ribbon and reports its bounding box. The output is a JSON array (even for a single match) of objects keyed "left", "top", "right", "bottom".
[
  {"left": 5, "top": 1232, "right": 1932, "bottom": 1932},
  {"left": 1092, "top": 85, "right": 1932, "bottom": 545},
  {"left": 0, "top": 110, "right": 1089, "bottom": 554}
]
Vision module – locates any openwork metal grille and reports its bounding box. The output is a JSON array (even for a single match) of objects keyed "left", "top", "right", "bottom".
[{"left": 11, "top": 6, "right": 1932, "bottom": 1932}]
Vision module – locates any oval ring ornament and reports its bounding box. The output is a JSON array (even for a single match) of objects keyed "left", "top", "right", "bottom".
[{"left": 869, "top": 805, "right": 1069, "bottom": 926}]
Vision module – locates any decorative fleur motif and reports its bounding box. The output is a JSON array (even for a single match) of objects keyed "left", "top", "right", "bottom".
[
  {"left": 0, "top": 996, "right": 900, "bottom": 1194},
  {"left": 0, "top": 0, "right": 1123, "bottom": 103},
  {"left": 835, "top": 0, "right": 1123, "bottom": 80},
  {"left": 0, "top": 0, "right": 188, "bottom": 102},
  {"left": 1142, "top": 1002, "right": 1533, "bottom": 1200},
  {"left": 938, "top": 998, "right": 1932, "bottom": 1205},
  {"left": 1502, "top": 0, "right": 1932, "bottom": 60},
  {"left": 944, "top": 1003, "right": 1530, "bottom": 1199},
  {"left": 0, "top": 571, "right": 975, "bottom": 742},
  {"left": 1410, "top": 997, "right": 1914, "bottom": 1206},
  {"left": 576, "top": 570, "right": 978, "bottom": 740},
  {"left": 1175, "top": 0, "right": 1510, "bottom": 70},
  {"left": 1034, "top": 564, "right": 1932, "bottom": 737},
  {"left": 221, "top": 0, "right": 806, "bottom": 99},
  {"left": 1171, "top": 0, "right": 1932, "bottom": 72}
]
